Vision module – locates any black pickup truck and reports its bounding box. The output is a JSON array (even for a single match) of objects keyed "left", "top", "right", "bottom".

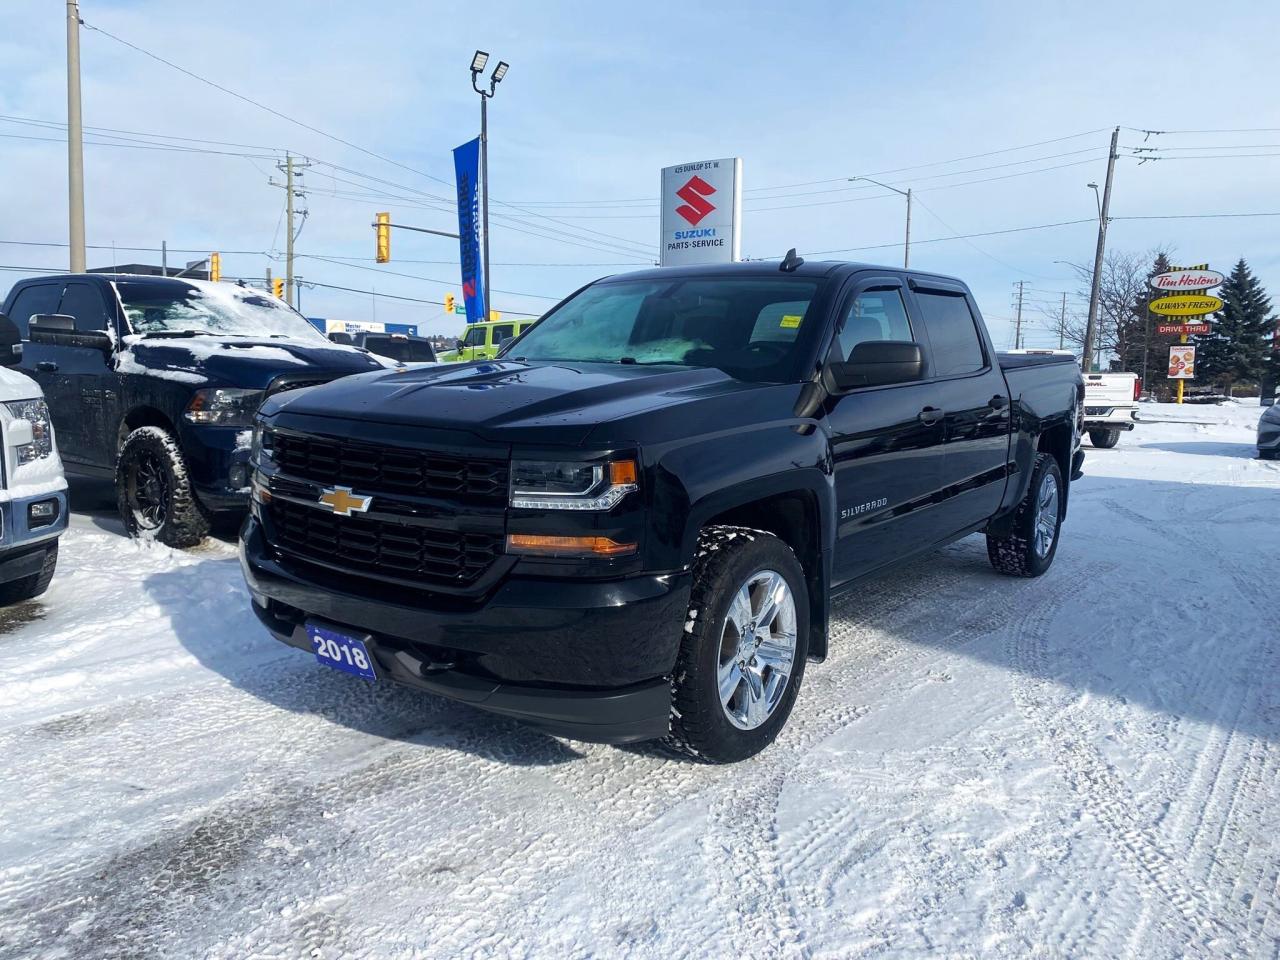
[
  {"left": 240, "top": 258, "right": 1084, "bottom": 762},
  {"left": 1, "top": 274, "right": 383, "bottom": 546}
]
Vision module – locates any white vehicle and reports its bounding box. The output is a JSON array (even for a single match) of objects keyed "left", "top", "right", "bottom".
[
  {"left": 1082, "top": 372, "right": 1140, "bottom": 448},
  {"left": 0, "top": 313, "right": 67, "bottom": 604}
]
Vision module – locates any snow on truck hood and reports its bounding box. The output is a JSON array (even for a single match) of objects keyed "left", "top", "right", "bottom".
[
  {"left": 0, "top": 364, "right": 46, "bottom": 401},
  {"left": 116, "top": 334, "right": 385, "bottom": 389}
]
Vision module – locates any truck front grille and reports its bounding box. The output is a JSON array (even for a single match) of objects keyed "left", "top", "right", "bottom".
[
  {"left": 267, "top": 497, "right": 502, "bottom": 587},
  {"left": 271, "top": 431, "right": 508, "bottom": 505}
]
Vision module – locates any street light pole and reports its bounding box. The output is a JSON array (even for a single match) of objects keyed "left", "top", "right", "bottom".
[
  {"left": 470, "top": 53, "right": 509, "bottom": 321},
  {"left": 65, "top": 0, "right": 85, "bottom": 273},
  {"left": 850, "top": 176, "right": 911, "bottom": 268},
  {"left": 1083, "top": 127, "right": 1120, "bottom": 373}
]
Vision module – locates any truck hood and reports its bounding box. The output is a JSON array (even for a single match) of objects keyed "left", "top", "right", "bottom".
[
  {"left": 118, "top": 335, "right": 385, "bottom": 389},
  {"left": 264, "top": 360, "right": 766, "bottom": 445}
]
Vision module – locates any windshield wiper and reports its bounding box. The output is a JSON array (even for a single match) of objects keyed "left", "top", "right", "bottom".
[
  {"left": 137, "top": 330, "right": 216, "bottom": 339},
  {"left": 618, "top": 357, "right": 637, "bottom": 365}
]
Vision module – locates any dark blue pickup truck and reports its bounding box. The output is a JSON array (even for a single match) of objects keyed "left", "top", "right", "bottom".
[
  {"left": 1, "top": 274, "right": 383, "bottom": 546},
  {"left": 242, "top": 257, "right": 1084, "bottom": 761}
]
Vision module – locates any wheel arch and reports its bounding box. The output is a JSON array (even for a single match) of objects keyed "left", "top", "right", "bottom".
[
  {"left": 118, "top": 405, "right": 177, "bottom": 458},
  {"left": 697, "top": 483, "right": 832, "bottom": 662}
]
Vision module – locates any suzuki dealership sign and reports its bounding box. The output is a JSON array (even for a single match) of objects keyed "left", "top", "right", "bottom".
[{"left": 659, "top": 158, "right": 742, "bottom": 266}]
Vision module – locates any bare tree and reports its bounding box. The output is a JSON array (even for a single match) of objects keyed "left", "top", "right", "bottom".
[{"left": 1061, "top": 247, "right": 1173, "bottom": 369}]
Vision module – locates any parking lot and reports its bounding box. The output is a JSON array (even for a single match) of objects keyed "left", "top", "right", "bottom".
[{"left": 0, "top": 402, "right": 1275, "bottom": 959}]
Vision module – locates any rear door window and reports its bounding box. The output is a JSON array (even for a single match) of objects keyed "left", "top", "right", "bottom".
[
  {"left": 491, "top": 324, "right": 516, "bottom": 345},
  {"left": 6, "top": 283, "right": 63, "bottom": 337},
  {"left": 58, "top": 282, "right": 112, "bottom": 333},
  {"left": 914, "top": 290, "right": 985, "bottom": 377}
]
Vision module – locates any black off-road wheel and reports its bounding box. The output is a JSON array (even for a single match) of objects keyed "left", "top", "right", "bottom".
[
  {"left": 1088, "top": 428, "right": 1120, "bottom": 448},
  {"left": 665, "top": 526, "right": 809, "bottom": 763},
  {"left": 0, "top": 541, "right": 58, "bottom": 605},
  {"left": 116, "top": 426, "right": 210, "bottom": 548},
  {"left": 987, "top": 453, "right": 1064, "bottom": 578}
]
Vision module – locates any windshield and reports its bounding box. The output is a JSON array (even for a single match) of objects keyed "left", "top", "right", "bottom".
[
  {"left": 510, "top": 276, "right": 820, "bottom": 382},
  {"left": 364, "top": 336, "right": 437, "bottom": 363},
  {"left": 114, "top": 279, "right": 328, "bottom": 341}
]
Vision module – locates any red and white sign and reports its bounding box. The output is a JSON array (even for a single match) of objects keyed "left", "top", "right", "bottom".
[
  {"left": 1148, "top": 268, "right": 1225, "bottom": 292},
  {"left": 1168, "top": 345, "right": 1197, "bottom": 380},
  {"left": 660, "top": 158, "right": 742, "bottom": 267},
  {"left": 1157, "top": 323, "right": 1211, "bottom": 336}
]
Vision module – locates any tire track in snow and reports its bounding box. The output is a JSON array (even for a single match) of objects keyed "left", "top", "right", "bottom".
[{"left": 1004, "top": 562, "right": 1249, "bottom": 958}]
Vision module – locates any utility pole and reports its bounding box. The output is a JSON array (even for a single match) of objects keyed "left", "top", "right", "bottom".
[
  {"left": 1083, "top": 127, "right": 1120, "bottom": 372},
  {"left": 849, "top": 176, "right": 911, "bottom": 267},
  {"left": 1059, "top": 291, "right": 1067, "bottom": 349},
  {"left": 470, "top": 53, "right": 509, "bottom": 320},
  {"left": 1013, "top": 280, "right": 1026, "bottom": 349},
  {"left": 271, "top": 154, "right": 309, "bottom": 309},
  {"left": 66, "top": 0, "right": 86, "bottom": 273},
  {"left": 161, "top": 240, "right": 168, "bottom": 277}
]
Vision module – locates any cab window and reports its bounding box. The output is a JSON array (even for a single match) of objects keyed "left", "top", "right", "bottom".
[
  {"left": 6, "top": 283, "right": 63, "bottom": 337},
  {"left": 462, "top": 326, "right": 487, "bottom": 347},
  {"left": 914, "top": 290, "right": 985, "bottom": 376},
  {"left": 58, "top": 282, "right": 112, "bottom": 332},
  {"left": 837, "top": 289, "right": 913, "bottom": 359},
  {"left": 491, "top": 324, "right": 516, "bottom": 345}
]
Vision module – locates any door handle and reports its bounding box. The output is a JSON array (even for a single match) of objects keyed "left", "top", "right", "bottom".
[
  {"left": 988, "top": 394, "right": 1009, "bottom": 410},
  {"left": 36, "top": 361, "right": 58, "bottom": 373},
  {"left": 918, "top": 406, "right": 944, "bottom": 425}
]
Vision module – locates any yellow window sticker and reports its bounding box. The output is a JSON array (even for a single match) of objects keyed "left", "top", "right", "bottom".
[{"left": 779, "top": 315, "right": 802, "bottom": 329}]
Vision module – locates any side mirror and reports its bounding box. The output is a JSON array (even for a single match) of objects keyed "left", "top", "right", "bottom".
[
  {"left": 29, "top": 314, "right": 113, "bottom": 354},
  {"left": 828, "top": 340, "right": 924, "bottom": 391},
  {"left": 0, "top": 314, "right": 21, "bottom": 367},
  {"left": 455, "top": 339, "right": 464, "bottom": 352},
  {"left": 328, "top": 331, "right": 354, "bottom": 345}
]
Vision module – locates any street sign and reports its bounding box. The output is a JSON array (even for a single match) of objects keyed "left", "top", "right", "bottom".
[
  {"left": 1157, "top": 323, "right": 1211, "bottom": 335},
  {"left": 1148, "top": 268, "right": 1225, "bottom": 292},
  {"left": 1149, "top": 294, "right": 1223, "bottom": 317},
  {"left": 659, "top": 158, "right": 742, "bottom": 267},
  {"left": 1167, "top": 345, "right": 1196, "bottom": 379}
]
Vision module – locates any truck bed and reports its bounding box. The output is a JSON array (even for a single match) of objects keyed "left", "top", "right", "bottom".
[{"left": 996, "top": 351, "right": 1080, "bottom": 371}]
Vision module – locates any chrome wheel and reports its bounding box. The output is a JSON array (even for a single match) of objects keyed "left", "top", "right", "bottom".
[
  {"left": 717, "top": 569, "right": 797, "bottom": 730},
  {"left": 1033, "top": 472, "right": 1059, "bottom": 558}
]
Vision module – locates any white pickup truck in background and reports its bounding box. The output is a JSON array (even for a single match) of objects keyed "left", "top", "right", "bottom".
[{"left": 1082, "top": 372, "right": 1140, "bottom": 448}]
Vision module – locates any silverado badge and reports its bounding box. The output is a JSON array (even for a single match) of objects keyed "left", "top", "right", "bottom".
[{"left": 317, "top": 486, "right": 372, "bottom": 517}]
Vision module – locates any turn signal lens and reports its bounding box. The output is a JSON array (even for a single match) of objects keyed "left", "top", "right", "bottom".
[
  {"left": 506, "top": 534, "right": 636, "bottom": 558},
  {"left": 608, "top": 459, "right": 638, "bottom": 486}
]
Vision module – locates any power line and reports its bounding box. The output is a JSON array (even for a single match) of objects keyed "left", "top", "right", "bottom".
[
  {"left": 303, "top": 280, "right": 540, "bottom": 316},
  {"left": 795, "top": 217, "right": 1097, "bottom": 258},
  {"left": 302, "top": 254, "right": 566, "bottom": 300}
]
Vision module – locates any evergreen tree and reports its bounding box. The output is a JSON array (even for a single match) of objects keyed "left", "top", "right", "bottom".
[{"left": 1195, "top": 259, "right": 1276, "bottom": 395}]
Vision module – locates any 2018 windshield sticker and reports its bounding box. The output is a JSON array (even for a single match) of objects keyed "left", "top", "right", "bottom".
[{"left": 779, "top": 315, "right": 802, "bottom": 329}]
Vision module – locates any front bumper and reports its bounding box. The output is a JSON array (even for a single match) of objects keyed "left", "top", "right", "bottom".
[
  {"left": 0, "top": 487, "right": 67, "bottom": 583},
  {"left": 180, "top": 424, "right": 254, "bottom": 512},
  {"left": 1258, "top": 426, "right": 1280, "bottom": 453},
  {"left": 239, "top": 516, "right": 689, "bottom": 743}
]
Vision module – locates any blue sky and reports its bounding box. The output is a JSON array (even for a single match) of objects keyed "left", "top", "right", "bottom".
[{"left": 2, "top": 0, "right": 1278, "bottom": 345}]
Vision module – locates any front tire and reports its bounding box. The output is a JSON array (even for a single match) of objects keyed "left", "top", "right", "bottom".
[
  {"left": 987, "top": 453, "right": 1064, "bottom": 578},
  {"left": 1088, "top": 428, "right": 1120, "bottom": 448},
  {"left": 116, "top": 426, "right": 209, "bottom": 548},
  {"left": 0, "top": 541, "right": 58, "bottom": 605},
  {"left": 665, "top": 526, "right": 809, "bottom": 763}
]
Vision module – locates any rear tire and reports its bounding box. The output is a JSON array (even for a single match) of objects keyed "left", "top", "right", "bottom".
[
  {"left": 665, "top": 526, "right": 809, "bottom": 763},
  {"left": 116, "top": 426, "right": 209, "bottom": 548},
  {"left": 0, "top": 541, "right": 58, "bottom": 605},
  {"left": 1088, "top": 428, "right": 1120, "bottom": 448},
  {"left": 987, "top": 453, "right": 1063, "bottom": 578}
]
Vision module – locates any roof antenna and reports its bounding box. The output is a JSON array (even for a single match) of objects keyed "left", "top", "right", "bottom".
[{"left": 779, "top": 248, "right": 804, "bottom": 272}]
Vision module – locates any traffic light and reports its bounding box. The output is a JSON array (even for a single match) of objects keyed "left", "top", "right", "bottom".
[
  {"left": 489, "top": 311, "right": 502, "bottom": 322},
  {"left": 272, "top": 278, "right": 284, "bottom": 299},
  {"left": 209, "top": 252, "right": 221, "bottom": 282},
  {"left": 375, "top": 211, "right": 391, "bottom": 263},
  {"left": 444, "top": 293, "right": 455, "bottom": 315}
]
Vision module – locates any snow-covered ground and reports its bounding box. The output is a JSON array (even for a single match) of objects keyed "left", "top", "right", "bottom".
[{"left": 0, "top": 403, "right": 1276, "bottom": 959}]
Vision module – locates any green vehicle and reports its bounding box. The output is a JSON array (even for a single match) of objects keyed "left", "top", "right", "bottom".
[{"left": 438, "top": 318, "right": 537, "bottom": 362}]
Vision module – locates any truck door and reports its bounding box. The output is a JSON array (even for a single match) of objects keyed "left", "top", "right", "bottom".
[
  {"left": 907, "top": 282, "right": 1012, "bottom": 535},
  {"left": 37, "top": 282, "right": 119, "bottom": 469},
  {"left": 826, "top": 279, "right": 947, "bottom": 585}
]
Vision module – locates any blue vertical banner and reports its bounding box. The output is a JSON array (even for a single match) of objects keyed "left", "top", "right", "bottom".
[{"left": 452, "top": 137, "right": 486, "bottom": 324}]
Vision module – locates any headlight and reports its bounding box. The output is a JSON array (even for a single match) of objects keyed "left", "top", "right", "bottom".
[
  {"left": 5, "top": 398, "right": 54, "bottom": 464},
  {"left": 183, "top": 388, "right": 265, "bottom": 426},
  {"left": 510, "top": 458, "right": 638, "bottom": 510},
  {"left": 250, "top": 421, "right": 274, "bottom": 464}
]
